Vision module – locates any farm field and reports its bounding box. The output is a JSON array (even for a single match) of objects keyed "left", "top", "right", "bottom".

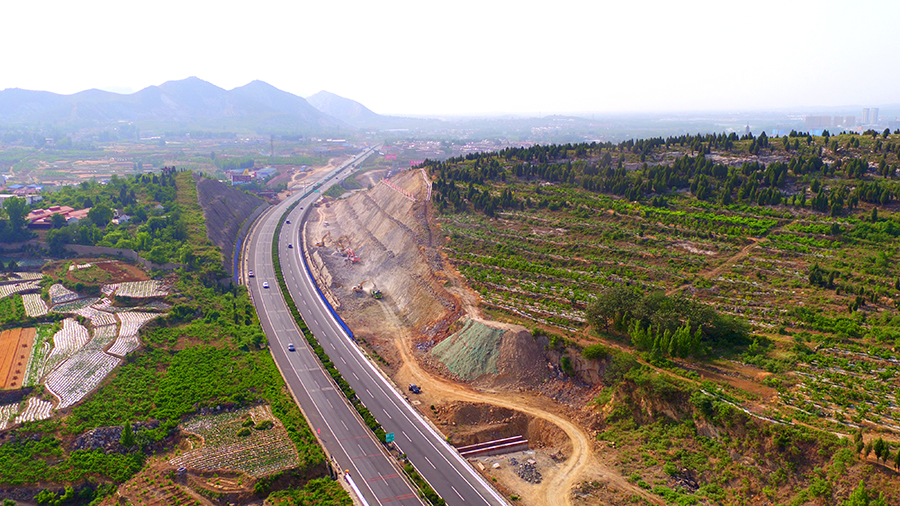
[
  {"left": 169, "top": 405, "right": 300, "bottom": 478},
  {"left": 401, "top": 132, "right": 900, "bottom": 504},
  {"left": 0, "top": 327, "right": 35, "bottom": 390}
]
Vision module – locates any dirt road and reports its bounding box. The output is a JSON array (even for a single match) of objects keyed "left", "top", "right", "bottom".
[{"left": 372, "top": 303, "right": 661, "bottom": 506}]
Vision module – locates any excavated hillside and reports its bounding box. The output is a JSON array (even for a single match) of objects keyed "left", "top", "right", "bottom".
[
  {"left": 194, "top": 174, "right": 267, "bottom": 275},
  {"left": 305, "top": 169, "right": 464, "bottom": 342}
]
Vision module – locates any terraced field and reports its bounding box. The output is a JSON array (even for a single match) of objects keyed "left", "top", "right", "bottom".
[{"left": 170, "top": 405, "right": 300, "bottom": 478}]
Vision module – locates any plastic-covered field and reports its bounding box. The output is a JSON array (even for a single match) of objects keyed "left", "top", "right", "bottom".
[
  {"left": 46, "top": 349, "right": 121, "bottom": 409},
  {"left": 107, "top": 311, "right": 160, "bottom": 357},
  {"left": 15, "top": 396, "right": 52, "bottom": 424},
  {"left": 22, "top": 293, "right": 48, "bottom": 317}
]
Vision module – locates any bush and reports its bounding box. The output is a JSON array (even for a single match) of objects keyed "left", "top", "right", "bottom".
[
  {"left": 237, "top": 428, "right": 251, "bottom": 437},
  {"left": 582, "top": 343, "right": 611, "bottom": 360},
  {"left": 254, "top": 420, "right": 274, "bottom": 431}
]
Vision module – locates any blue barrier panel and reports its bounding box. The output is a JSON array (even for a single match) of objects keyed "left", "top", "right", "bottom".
[{"left": 233, "top": 236, "right": 242, "bottom": 284}]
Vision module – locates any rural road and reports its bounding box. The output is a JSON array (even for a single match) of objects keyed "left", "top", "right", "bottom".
[{"left": 246, "top": 147, "right": 507, "bottom": 506}]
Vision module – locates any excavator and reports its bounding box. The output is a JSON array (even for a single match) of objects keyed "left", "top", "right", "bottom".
[
  {"left": 315, "top": 231, "right": 331, "bottom": 248},
  {"left": 352, "top": 279, "right": 368, "bottom": 293},
  {"left": 370, "top": 281, "right": 383, "bottom": 299},
  {"left": 336, "top": 235, "right": 349, "bottom": 252}
]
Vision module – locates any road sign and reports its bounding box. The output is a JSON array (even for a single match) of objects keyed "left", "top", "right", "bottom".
[{"left": 385, "top": 432, "right": 395, "bottom": 443}]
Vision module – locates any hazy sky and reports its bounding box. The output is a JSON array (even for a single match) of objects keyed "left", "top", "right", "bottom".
[{"left": 2, "top": 0, "right": 898, "bottom": 116}]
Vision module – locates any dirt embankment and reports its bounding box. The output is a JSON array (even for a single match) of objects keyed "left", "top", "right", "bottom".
[
  {"left": 305, "top": 169, "right": 462, "bottom": 340},
  {"left": 194, "top": 174, "right": 265, "bottom": 275}
]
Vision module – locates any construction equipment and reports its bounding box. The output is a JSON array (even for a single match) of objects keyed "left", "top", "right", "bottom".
[
  {"left": 315, "top": 231, "right": 331, "bottom": 248},
  {"left": 370, "top": 281, "right": 382, "bottom": 298},
  {"left": 352, "top": 279, "right": 368, "bottom": 293},
  {"left": 347, "top": 248, "right": 359, "bottom": 263},
  {"left": 336, "top": 235, "right": 349, "bottom": 252}
]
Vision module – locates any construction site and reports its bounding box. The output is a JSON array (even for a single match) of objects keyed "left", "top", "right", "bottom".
[{"left": 301, "top": 168, "right": 649, "bottom": 506}]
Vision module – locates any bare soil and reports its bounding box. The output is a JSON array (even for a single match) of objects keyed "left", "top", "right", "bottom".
[
  {"left": 45, "top": 259, "right": 150, "bottom": 285},
  {"left": 0, "top": 327, "right": 35, "bottom": 390}
]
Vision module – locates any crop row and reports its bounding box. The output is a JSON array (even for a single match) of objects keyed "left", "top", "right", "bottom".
[
  {"left": 42, "top": 318, "right": 91, "bottom": 376},
  {"left": 106, "top": 312, "right": 160, "bottom": 357},
  {"left": 51, "top": 297, "right": 98, "bottom": 314},
  {"left": 22, "top": 293, "right": 48, "bottom": 317},
  {"left": 0, "top": 281, "right": 40, "bottom": 300},
  {"left": 169, "top": 406, "right": 299, "bottom": 477},
  {"left": 48, "top": 283, "right": 80, "bottom": 305},
  {"left": 46, "top": 350, "right": 121, "bottom": 409},
  {"left": 73, "top": 306, "right": 117, "bottom": 327},
  {"left": 107, "top": 280, "right": 169, "bottom": 298},
  {"left": 0, "top": 403, "right": 17, "bottom": 430},
  {"left": 15, "top": 397, "right": 52, "bottom": 424}
]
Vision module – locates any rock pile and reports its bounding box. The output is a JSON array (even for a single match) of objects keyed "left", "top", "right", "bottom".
[
  {"left": 510, "top": 457, "right": 542, "bottom": 484},
  {"left": 72, "top": 420, "right": 160, "bottom": 453}
]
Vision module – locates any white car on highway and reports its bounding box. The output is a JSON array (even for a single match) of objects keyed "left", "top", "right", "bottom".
[{"left": 263, "top": 282, "right": 269, "bottom": 289}]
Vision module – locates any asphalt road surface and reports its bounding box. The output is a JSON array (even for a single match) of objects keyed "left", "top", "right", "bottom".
[{"left": 245, "top": 148, "right": 507, "bottom": 506}]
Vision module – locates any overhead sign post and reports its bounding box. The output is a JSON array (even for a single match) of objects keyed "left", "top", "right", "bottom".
[{"left": 385, "top": 432, "right": 395, "bottom": 443}]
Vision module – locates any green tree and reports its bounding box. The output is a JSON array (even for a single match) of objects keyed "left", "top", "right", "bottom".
[
  {"left": 120, "top": 421, "right": 134, "bottom": 448},
  {"left": 3, "top": 196, "right": 28, "bottom": 237},
  {"left": 50, "top": 213, "right": 67, "bottom": 229},
  {"left": 88, "top": 204, "right": 113, "bottom": 227},
  {"left": 842, "top": 481, "right": 886, "bottom": 506}
]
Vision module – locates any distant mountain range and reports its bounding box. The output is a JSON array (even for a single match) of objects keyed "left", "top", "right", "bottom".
[{"left": 0, "top": 77, "right": 413, "bottom": 133}]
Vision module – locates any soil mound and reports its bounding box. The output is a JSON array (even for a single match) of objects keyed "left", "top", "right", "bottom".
[
  {"left": 194, "top": 174, "right": 266, "bottom": 275},
  {"left": 430, "top": 319, "right": 551, "bottom": 389}
]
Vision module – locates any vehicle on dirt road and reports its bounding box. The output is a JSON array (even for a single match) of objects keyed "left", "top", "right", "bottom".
[{"left": 408, "top": 383, "right": 421, "bottom": 394}]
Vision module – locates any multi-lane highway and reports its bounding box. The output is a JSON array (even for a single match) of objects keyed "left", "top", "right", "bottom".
[
  {"left": 244, "top": 147, "right": 507, "bottom": 506},
  {"left": 245, "top": 148, "right": 422, "bottom": 506}
]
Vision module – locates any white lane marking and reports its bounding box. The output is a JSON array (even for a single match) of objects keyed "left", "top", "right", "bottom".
[
  {"left": 341, "top": 356, "right": 346, "bottom": 364},
  {"left": 353, "top": 373, "right": 360, "bottom": 381},
  {"left": 424, "top": 456, "right": 436, "bottom": 469},
  {"left": 341, "top": 420, "right": 349, "bottom": 430},
  {"left": 383, "top": 409, "right": 392, "bottom": 420},
  {"left": 452, "top": 486, "right": 464, "bottom": 501},
  {"left": 366, "top": 389, "right": 372, "bottom": 397}
]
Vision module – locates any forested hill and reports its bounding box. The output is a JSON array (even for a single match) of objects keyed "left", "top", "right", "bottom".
[{"left": 428, "top": 129, "right": 899, "bottom": 219}]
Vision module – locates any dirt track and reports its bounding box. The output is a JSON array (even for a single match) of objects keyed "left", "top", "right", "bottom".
[{"left": 388, "top": 312, "right": 661, "bottom": 506}]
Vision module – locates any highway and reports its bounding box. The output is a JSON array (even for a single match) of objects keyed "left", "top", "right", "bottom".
[
  {"left": 245, "top": 147, "right": 508, "bottom": 506},
  {"left": 245, "top": 148, "right": 421, "bottom": 506}
]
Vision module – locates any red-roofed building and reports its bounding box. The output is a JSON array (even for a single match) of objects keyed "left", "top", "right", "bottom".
[{"left": 26, "top": 206, "right": 87, "bottom": 228}]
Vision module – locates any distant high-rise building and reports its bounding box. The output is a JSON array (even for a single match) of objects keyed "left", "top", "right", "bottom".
[
  {"left": 845, "top": 116, "right": 855, "bottom": 127},
  {"left": 805, "top": 116, "right": 832, "bottom": 129},
  {"left": 862, "top": 108, "right": 870, "bottom": 124},
  {"left": 745, "top": 123, "right": 750, "bottom": 135},
  {"left": 871, "top": 108, "right": 879, "bottom": 124},
  {"left": 833, "top": 116, "right": 844, "bottom": 127}
]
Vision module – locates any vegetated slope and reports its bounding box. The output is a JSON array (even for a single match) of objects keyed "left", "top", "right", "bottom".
[
  {"left": 194, "top": 173, "right": 265, "bottom": 276},
  {"left": 420, "top": 130, "right": 900, "bottom": 505},
  {"left": 0, "top": 171, "right": 346, "bottom": 506}
]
